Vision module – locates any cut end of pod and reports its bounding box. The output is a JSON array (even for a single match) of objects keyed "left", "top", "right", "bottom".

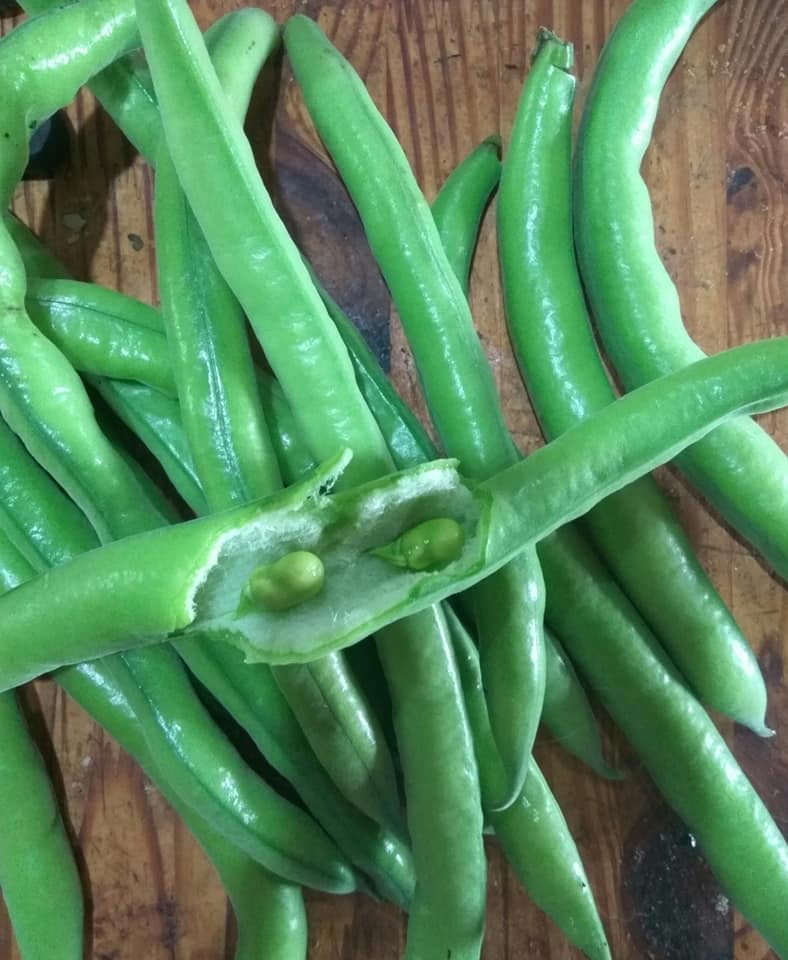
[{"left": 532, "top": 27, "right": 574, "bottom": 72}]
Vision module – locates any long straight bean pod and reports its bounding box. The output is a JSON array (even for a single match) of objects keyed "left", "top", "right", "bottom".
[
  {"left": 151, "top": 14, "right": 405, "bottom": 841},
  {"left": 134, "top": 0, "right": 391, "bottom": 490},
  {"left": 285, "top": 15, "right": 545, "bottom": 811},
  {"left": 137, "top": 2, "right": 485, "bottom": 953}
]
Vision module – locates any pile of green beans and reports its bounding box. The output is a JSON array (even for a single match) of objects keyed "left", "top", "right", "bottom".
[{"left": 0, "top": 1, "right": 785, "bottom": 959}]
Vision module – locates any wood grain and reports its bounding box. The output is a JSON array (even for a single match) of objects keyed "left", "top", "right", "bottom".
[{"left": 0, "top": 0, "right": 786, "bottom": 957}]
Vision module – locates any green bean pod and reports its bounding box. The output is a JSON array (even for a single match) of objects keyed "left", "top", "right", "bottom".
[
  {"left": 0, "top": 238, "right": 413, "bottom": 903},
  {"left": 376, "top": 605, "right": 486, "bottom": 958},
  {"left": 10, "top": 197, "right": 404, "bottom": 906},
  {"left": 121, "top": 642, "right": 358, "bottom": 892},
  {"left": 574, "top": 0, "right": 788, "bottom": 576},
  {"left": 135, "top": 0, "right": 392, "bottom": 491},
  {"left": 500, "top": 28, "right": 769, "bottom": 734},
  {"left": 2, "top": 424, "right": 357, "bottom": 893},
  {"left": 0, "top": 530, "right": 307, "bottom": 960},
  {"left": 1, "top": 339, "right": 788, "bottom": 678},
  {"left": 542, "top": 632, "right": 618, "bottom": 780},
  {"left": 0, "top": 416, "right": 97, "bottom": 570},
  {"left": 5, "top": 217, "right": 209, "bottom": 517},
  {"left": 446, "top": 605, "right": 611, "bottom": 960},
  {"left": 285, "top": 16, "right": 545, "bottom": 810},
  {"left": 0, "top": 689, "right": 84, "bottom": 960},
  {"left": 148, "top": 12, "right": 404, "bottom": 838},
  {"left": 255, "top": 368, "right": 318, "bottom": 485},
  {"left": 173, "top": 636, "right": 414, "bottom": 908},
  {"left": 312, "top": 275, "right": 437, "bottom": 472},
  {"left": 1, "top": 317, "right": 409, "bottom": 900},
  {"left": 294, "top": 294, "right": 616, "bottom": 782},
  {"left": 283, "top": 17, "right": 517, "bottom": 478},
  {"left": 544, "top": 528, "right": 788, "bottom": 957},
  {"left": 136, "top": 4, "right": 487, "bottom": 949},
  {"left": 4, "top": 211, "right": 64, "bottom": 279},
  {"left": 154, "top": 7, "right": 282, "bottom": 511},
  {"left": 26, "top": 278, "right": 175, "bottom": 396},
  {"left": 18, "top": 0, "right": 160, "bottom": 162},
  {"left": 64, "top": 654, "right": 309, "bottom": 960},
  {"left": 0, "top": 537, "right": 83, "bottom": 960}
]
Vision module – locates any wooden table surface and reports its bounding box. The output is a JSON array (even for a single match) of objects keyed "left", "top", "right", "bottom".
[{"left": 1, "top": 0, "right": 787, "bottom": 957}]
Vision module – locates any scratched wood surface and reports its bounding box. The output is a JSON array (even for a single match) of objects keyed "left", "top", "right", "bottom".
[{"left": 0, "top": 0, "right": 786, "bottom": 957}]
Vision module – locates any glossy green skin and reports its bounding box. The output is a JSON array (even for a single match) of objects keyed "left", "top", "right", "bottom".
[
  {"left": 0, "top": 0, "right": 160, "bottom": 545},
  {"left": 20, "top": 0, "right": 160, "bottom": 162},
  {"left": 574, "top": 0, "right": 788, "bottom": 576},
  {"left": 256, "top": 368, "right": 317, "bottom": 485},
  {"left": 7, "top": 31, "right": 395, "bottom": 906},
  {"left": 314, "top": 281, "right": 616, "bottom": 786},
  {"left": 26, "top": 278, "right": 175, "bottom": 396},
  {"left": 147, "top": 18, "right": 405, "bottom": 843},
  {"left": 542, "top": 632, "right": 617, "bottom": 780},
  {"left": 0, "top": 536, "right": 83, "bottom": 959},
  {"left": 291, "top": 291, "right": 618, "bottom": 789},
  {"left": 501, "top": 30, "right": 768, "bottom": 734},
  {"left": 285, "top": 17, "right": 545, "bottom": 812},
  {"left": 284, "top": 17, "right": 517, "bottom": 479},
  {"left": 97, "top": 378, "right": 210, "bottom": 516},
  {"left": 155, "top": 170, "right": 282, "bottom": 507},
  {"left": 430, "top": 135, "right": 501, "bottom": 293},
  {"left": 121, "top": 642, "right": 355, "bottom": 891},
  {"left": 426, "top": 138, "right": 623, "bottom": 784},
  {"left": 272, "top": 656, "right": 405, "bottom": 835},
  {"left": 64, "top": 657, "right": 309, "bottom": 960},
  {"left": 173, "top": 635, "right": 415, "bottom": 908},
  {"left": 2, "top": 164, "right": 358, "bottom": 898},
  {"left": 0, "top": 533, "right": 307, "bottom": 960},
  {"left": 155, "top": 9, "right": 282, "bottom": 511},
  {"left": 0, "top": 428, "right": 356, "bottom": 894},
  {"left": 545, "top": 528, "right": 788, "bottom": 957},
  {"left": 377, "top": 604, "right": 486, "bottom": 957},
  {"left": 447, "top": 606, "right": 611, "bottom": 960},
  {"left": 0, "top": 686, "right": 84, "bottom": 960},
  {"left": 2, "top": 339, "right": 788, "bottom": 676},
  {"left": 136, "top": 0, "right": 391, "bottom": 491},
  {"left": 6, "top": 220, "right": 209, "bottom": 518},
  {"left": 136, "top": 3, "right": 481, "bottom": 952},
  {"left": 0, "top": 253, "right": 414, "bottom": 906},
  {"left": 0, "top": 416, "right": 97, "bottom": 570},
  {"left": 72, "top": 382, "right": 417, "bottom": 901},
  {"left": 4, "top": 211, "right": 64, "bottom": 278},
  {"left": 267, "top": 330, "right": 613, "bottom": 784}
]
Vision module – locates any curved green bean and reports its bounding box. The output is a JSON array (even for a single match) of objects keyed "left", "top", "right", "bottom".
[
  {"left": 500, "top": 28, "right": 769, "bottom": 734},
  {"left": 574, "top": 0, "right": 788, "bottom": 576}
]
